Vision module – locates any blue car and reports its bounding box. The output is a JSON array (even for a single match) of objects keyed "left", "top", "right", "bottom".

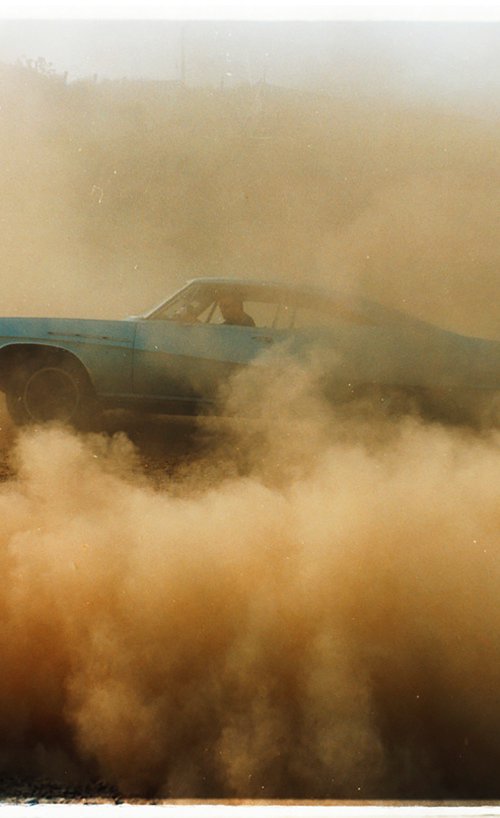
[{"left": 0, "top": 277, "right": 498, "bottom": 427}]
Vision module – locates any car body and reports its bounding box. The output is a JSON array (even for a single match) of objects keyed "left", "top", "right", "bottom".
[{"left": 0, "top": 276, "right": 498, "bottom": 427}]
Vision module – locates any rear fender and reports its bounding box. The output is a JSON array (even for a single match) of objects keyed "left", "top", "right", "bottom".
[{"left": 0, "top": 343, "right": 94, "bottom": 394}]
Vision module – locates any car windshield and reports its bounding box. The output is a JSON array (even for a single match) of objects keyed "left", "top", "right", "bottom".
[{"left": 148, "top": 285, "right": 215, "bottom": 323}]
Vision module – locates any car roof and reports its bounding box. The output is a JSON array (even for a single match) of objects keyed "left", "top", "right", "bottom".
[{"left": 185, "top": 276, "right": 298, "bottom": 290}]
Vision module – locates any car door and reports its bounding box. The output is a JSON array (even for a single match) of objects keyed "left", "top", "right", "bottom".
[{"left": 132, "top": 318, "right": 283, "bottom": 410}]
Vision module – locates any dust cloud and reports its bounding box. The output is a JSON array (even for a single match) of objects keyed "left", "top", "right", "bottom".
[
  {"left": 1, "top": 60, "right": 500, "bottom": 340},
  {"left": 0, "top": 45, "right": 500, "bottom": 801},
  {"left": 0, "top": 369, "right": 499, "bottom": 799}
]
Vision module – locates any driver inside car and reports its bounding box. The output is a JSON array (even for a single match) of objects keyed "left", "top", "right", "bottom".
[{"left": 218, "top": 295, "right": 255, "bottom": 327}]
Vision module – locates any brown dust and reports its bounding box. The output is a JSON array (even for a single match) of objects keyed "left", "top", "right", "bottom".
[
  {"left": 0, "top": 380, "right": 499, "bottom": 799},
  {"left": 0, "top": 57, "right": 499, "bottom": 799}
]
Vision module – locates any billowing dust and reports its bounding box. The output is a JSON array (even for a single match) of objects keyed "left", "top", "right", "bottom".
[
  {"left": 1, "top": 54, "right": 500, "bottom": 800},
  {"left": 0, "top": 369, "right": 499, "bottom": 800}
]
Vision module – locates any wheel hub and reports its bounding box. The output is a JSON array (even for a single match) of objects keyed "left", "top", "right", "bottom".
[{"left": 23, "top": 366, "right": 80, "bottom": 422}]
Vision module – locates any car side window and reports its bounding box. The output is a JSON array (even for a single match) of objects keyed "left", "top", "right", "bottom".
[
  {"left": 149, "top": 288, "right": 374, "bottom": 329},
  {"left": 204, "top": 299, "right": 279, "bottom": 328}
]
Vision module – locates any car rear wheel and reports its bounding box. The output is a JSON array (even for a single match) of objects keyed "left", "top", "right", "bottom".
[{"left": 6, "top": 356, "right": 98, "bottom": 429}]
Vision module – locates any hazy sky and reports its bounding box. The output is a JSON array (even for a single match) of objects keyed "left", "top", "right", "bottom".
[{"left": 1, "top": 15, "right": 500, "bottom": 114}]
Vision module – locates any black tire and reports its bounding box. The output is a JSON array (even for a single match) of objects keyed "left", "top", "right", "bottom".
[{"left": 6, "top": 355, "right": 99, "bottom": 429}]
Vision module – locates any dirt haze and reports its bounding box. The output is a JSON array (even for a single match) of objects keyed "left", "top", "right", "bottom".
[
  {"left": 0, "top": 54, "right": 499, "bottom": 800},
  {"left": 0, "top": 374, "right": 498, "bottom": 799},
  {"left": 0, "top": 61, "right": 499, "bottom": 339}
]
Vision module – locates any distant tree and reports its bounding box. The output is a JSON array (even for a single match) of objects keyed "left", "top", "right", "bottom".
[{"left": 17, "top": 55, "right": 57, "bottom": 78}]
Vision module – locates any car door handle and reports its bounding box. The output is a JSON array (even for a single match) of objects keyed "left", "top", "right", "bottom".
[{"left": 254, "top": 335, "right": 274, "bottom": 343}]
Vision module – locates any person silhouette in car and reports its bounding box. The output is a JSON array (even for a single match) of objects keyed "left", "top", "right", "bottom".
[{"left": 218, "top": 295, "right": 255, "bottom": 327}]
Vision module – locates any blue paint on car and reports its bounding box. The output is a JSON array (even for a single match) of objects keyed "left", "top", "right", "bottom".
[{"left": 0, "top": 277, "right": 497, "bottom": 427}]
